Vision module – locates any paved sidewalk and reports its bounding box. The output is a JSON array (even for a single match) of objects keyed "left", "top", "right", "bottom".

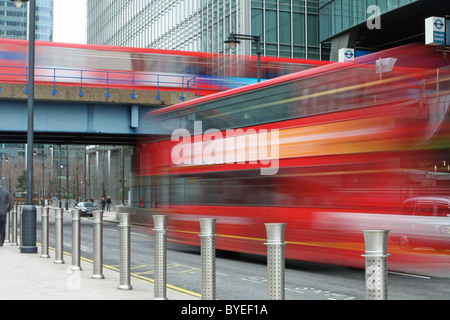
[
  {"left": 102, "top": 209, "right": 120, "bottom": 223},
  {"left": 0, "top": 209, "right": 196, "bottom": 300}
]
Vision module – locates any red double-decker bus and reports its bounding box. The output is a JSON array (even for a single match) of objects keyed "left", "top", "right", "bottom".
[{"left": 137, "top": 44, "right": 450, "bottom": 275}]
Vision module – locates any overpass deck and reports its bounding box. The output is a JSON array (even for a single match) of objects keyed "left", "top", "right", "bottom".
[{"left": 0, "top": 82, "right": 195, "bottom": 145}]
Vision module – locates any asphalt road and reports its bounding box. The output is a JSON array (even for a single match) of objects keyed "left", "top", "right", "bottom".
[{"left": 39, "top": 213, "right": 450, "bottom": 300}]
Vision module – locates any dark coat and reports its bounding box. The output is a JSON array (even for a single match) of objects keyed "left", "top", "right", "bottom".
[{"left": 0, "top": 185, "right": 12, "bottom": 216}]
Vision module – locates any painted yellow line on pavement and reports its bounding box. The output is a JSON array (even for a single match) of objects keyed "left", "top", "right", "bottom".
[{"left": 38, "top": 243, "right": 201, "bottom": 299}]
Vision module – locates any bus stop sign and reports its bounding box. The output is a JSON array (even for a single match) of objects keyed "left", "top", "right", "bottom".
[{"left": 425, "top": 17, "right": 445, "bottom": 46}]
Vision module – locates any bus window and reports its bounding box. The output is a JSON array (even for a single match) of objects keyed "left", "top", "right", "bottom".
[{"left": 436, "top": 202, "right": 450, "bottom": 217}]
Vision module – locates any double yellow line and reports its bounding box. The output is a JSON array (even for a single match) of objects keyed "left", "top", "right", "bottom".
[{"left": 37, "top": 242, "right": 202, "bottom": 299}]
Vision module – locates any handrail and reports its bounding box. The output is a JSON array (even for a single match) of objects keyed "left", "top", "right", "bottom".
[{"left": 0, "top": 65, "right": 251, "bottom": 100}]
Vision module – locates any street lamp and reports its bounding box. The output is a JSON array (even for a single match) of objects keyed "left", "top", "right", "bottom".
[
  {"left": 11, "top": 0, "right": 26, "bottom": 8},
  {"left": 65, "top": 145, "right": 69, "bottom": 210},
  {"left": 2, "top": 157, "right": 9, "bottom": 189},
  {"left": 11, "top": 0, "right": 38, "bottom": 253},
  {"left": 224, "top": 33, "right": 262, "bottom": 82},
  {"left": 0, "top": 155, "right": 4, "bottom": 181},
  {"left": 121, "top": 146, "right": 127, "bottom": 205},
  {"left": 33, "top": 149, "right": 45, "bottom": 206}
]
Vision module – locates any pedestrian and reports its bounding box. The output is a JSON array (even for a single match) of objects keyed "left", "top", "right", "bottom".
[
  {"left": 106, "top": 195, "right": 112, "bottom": 212},
  {"left": 0, "top": 181, "right": 13, "bottom": 247},
  {"left": 101, "top": 197, "right": 106, "bottom": 211}
]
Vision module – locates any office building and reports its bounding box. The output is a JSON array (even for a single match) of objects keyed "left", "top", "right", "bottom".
[
  {"left": 0, "top": 0, "right": 53, "bottom": 41},
  {"left": 88, "top": 0, "right": 450, "bottom": 62},
  {"left": 87, "top": 0, "right": 321, "bottom": 60}
]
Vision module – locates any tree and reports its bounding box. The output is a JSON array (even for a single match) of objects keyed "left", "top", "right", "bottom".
[
  {"left": 47, "top": 177, "right": 60, "bottom": 199},
  {"left": 16, "top": 170, "right": 27, "bottom": 194}
]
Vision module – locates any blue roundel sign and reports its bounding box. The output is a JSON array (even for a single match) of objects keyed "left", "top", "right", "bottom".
[{"left": 434, "top": 19, "right": 444, "bottom": 30}]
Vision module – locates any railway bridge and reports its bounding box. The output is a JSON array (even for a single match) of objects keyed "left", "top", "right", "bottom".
[{"left": 0, "top": 82, "right": 195, "bottom": 145}]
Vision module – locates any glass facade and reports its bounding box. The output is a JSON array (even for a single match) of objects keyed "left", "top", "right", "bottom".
[
  {"left": 0, "top": 0, "right": 28, "bottom": 39},
  {"left": 35, "top": 0, "right": 53, "bottom": 41},
  {"left": 87, "top": 0, "right": 321, "bottom": 60},
  {"left": 319, "top": 0, "right": 419, "bottom": 42},
  {"left": 251, "top": 0, "right": 320, "bottom": 59},
  {"left": 87, "top": 0, "right": 206, "bottom": 51},
  {"left": 0, "top": 0, "right": 53, "bottom": 41}
]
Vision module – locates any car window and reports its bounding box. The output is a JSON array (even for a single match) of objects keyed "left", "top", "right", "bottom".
[
  {"left": 415, "top": 202, "right": 434, "bottom": 216},
  {"left": 79, "top": 203, "right": 85, "bottom": 207},
  {"left": 436, "top": 202, "right": 450, "bottom": 217},
  {"left": 85, "top": 203, "right": 95, "bottom": 207}
]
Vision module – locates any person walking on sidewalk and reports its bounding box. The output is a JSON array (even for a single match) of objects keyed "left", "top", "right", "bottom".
[
  {"left": 0, "top": 181, "right": 13, "bottom": 247},
  {"left": 101, "top": 197, "right": 106, "bottom": 211},
  {"left": 106, "top": 195, "right": 112, "bottom": 212}
]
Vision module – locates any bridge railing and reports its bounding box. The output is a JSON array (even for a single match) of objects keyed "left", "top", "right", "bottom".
[{"left": 0, "top": 65, "right": 250, "bottom": 100}]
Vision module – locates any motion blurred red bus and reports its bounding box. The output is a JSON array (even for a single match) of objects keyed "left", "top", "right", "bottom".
[{"left": 137, "top": 44, "right": 450, "bottom": 276}]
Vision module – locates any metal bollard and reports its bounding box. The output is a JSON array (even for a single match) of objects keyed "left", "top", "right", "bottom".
[
  {"left": 362, "top": 230, "right": 390, "bottom": 300},
  {"left": 153, "top": 215, "right": 168, "bottom": 300},
  {"left": 4, "top": 209, "right": 10, "bottom": 243},
  {"left": 265, "top": 223, "right": 287, "bottom": 300},
  {"left": 54, "top": 208, "right": 65, "bottom": 264},
  {"left": 40, "top": 207, "right": 50, "bottom": 257},
  {"left": 10, "top": 205, "right": 18, "bottom": 246},
  {"left": 199, "top": 218, "right": 216, "bottom": 300},
  {"left": 118, "top": 212, "right": 132, "bottom": 290},
  {"left": 71, "top": 209, "right": 82, "bottom": 271},
  {"left": 91, "top": 210, "right": 105, "bottom": 279}
]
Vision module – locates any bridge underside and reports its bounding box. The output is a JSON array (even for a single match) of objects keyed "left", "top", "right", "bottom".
[
  {"left": 0, "top": 83, "right": 194, "bottom": 145},
  {"left": 0, "top": 130, "right": 157, "bottom": 145}
]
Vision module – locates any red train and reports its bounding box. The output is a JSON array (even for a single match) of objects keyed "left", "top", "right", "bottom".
[
  {"left": 0, "top": 38, "right": 329, "bottom": 95},
  {"left": 137, "top": 43, "right": 450, "bottom": 275}
]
